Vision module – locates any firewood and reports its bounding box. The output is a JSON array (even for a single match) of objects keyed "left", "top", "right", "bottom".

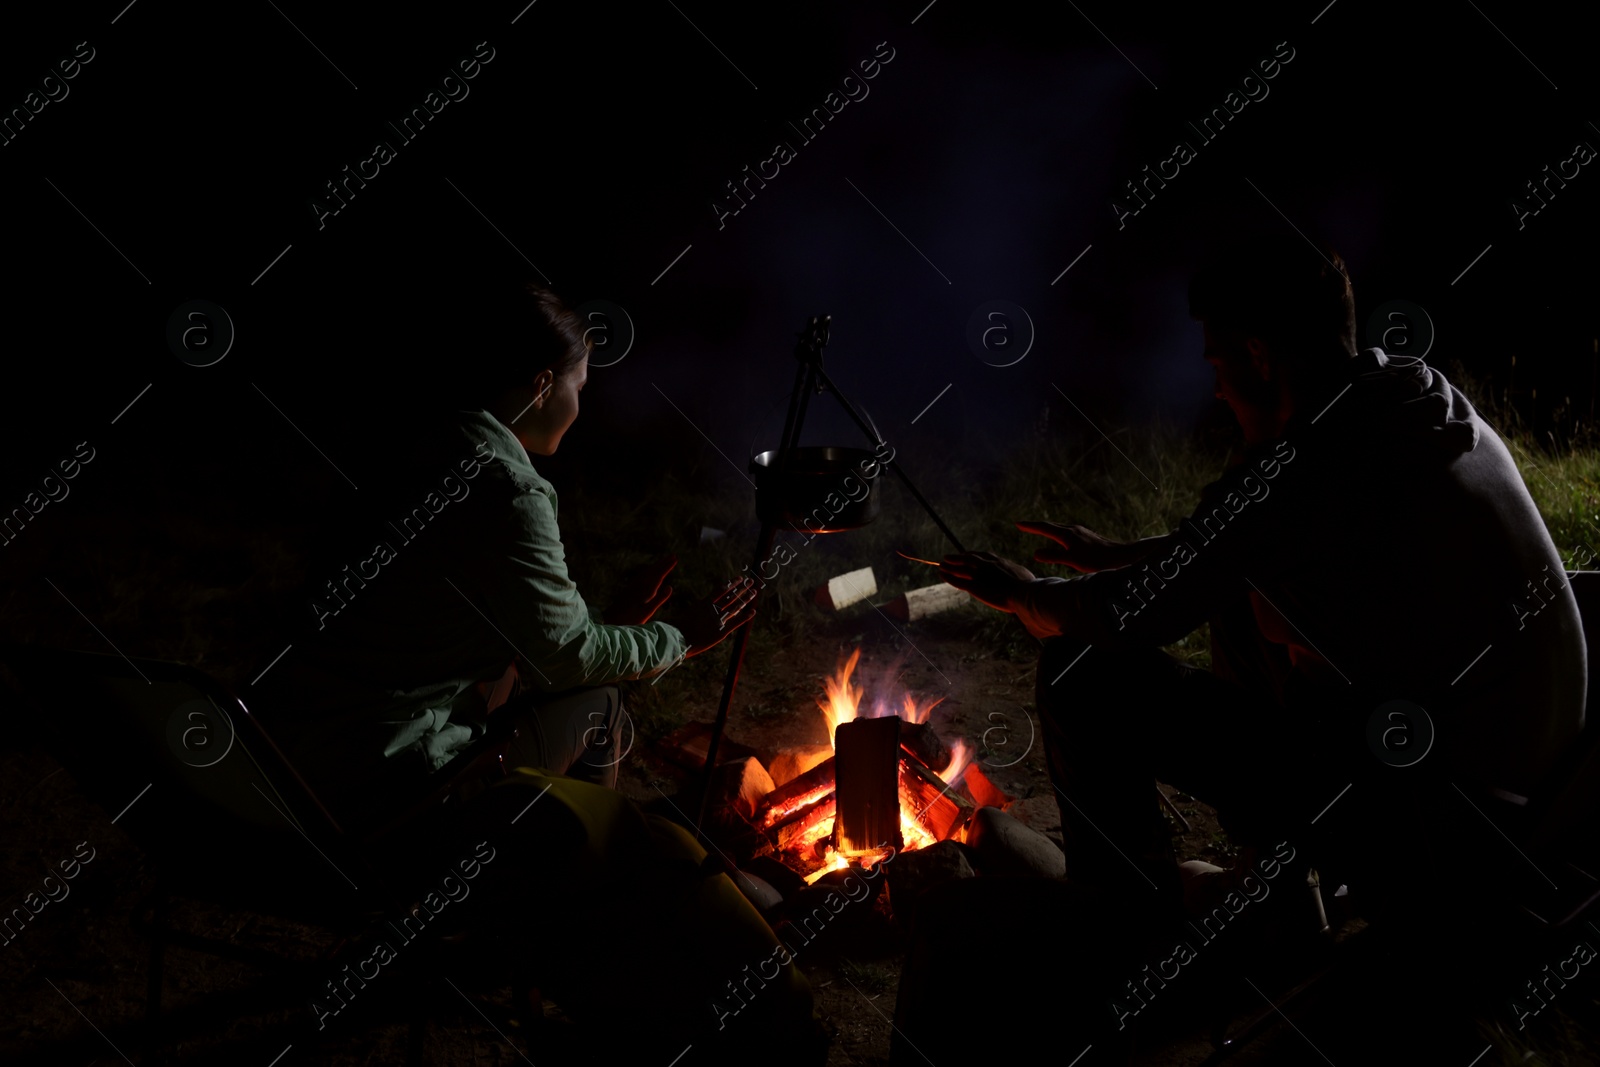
[
  {"left": 899, "top": 750, "right": 975, "bottom": 842},
  {"left": 814, "top": 566, "right": 877, "bottom": 610},
  {"left": 881, "top": 582, "right": 970, "bottom": 622},
  {"left": 755, "top": 756, "right": 836, "bottom": 828},
  {"left": 835, "top": 717, "right": 903, "bottom": 856},
  {"left": 768, "top": 744, "right": 833, "bottom": 788},
  {"left": 712, "top": 756, "right": 776, "bottom": 820},
  {"left": 777, "top": 797, "right": 836, "bottom": 855},
  {"left": 961, "top": 761, "right": 1014, "bottom": 811},
  {"left": 899, "top": 719, "right": 949, "bottom": 769}
]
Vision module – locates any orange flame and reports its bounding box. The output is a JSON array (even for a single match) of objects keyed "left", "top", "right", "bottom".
[
  {"left": 796, "top": 649, "right": 963, "bottom": 860},
  {"left": 939, "top": 738, "right": 974, "bottom": 787},
  {"left": 818, "top": 649, "right": 865, "bottom": 746},
  {"left": 900, "top": 692, "right": 946, "bottom": 726}
]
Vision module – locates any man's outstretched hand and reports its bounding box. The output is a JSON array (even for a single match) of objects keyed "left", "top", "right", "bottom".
[
  {"left": 937, "top": 552, "right": 1035, "bottom": 613},
  {"left": 603, "top": 554, "right": 678, "bottom": 625},
  {"left": 677, "top": 579, "right": 758, "bottom": 656},
  {"left": 1017, "top": 520, "right": 1142, "bottom": 573}
]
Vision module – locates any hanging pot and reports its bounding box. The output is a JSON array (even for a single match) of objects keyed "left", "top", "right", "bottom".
[{"left": 751, "top": 446, "right": 882, "bottom": 533}]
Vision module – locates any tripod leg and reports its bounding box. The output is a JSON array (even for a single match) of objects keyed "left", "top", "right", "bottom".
[
  {"left": 808, "top": 363, "right": 966, "bottom": 553},
  {"left": 884, "top": 460, "right": 965, "bottom": 553},
  {"left": 695, "top": 522, "right": 779, "bottom": 834}
]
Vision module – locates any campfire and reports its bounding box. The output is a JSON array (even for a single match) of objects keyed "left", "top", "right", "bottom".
[{"left": 709, "top": 649, "right": 1012, "bottom": 885}]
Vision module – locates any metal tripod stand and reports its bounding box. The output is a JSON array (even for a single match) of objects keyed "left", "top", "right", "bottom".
[{"left": 694, "top": 315, "right": 966, "bottom": 832}]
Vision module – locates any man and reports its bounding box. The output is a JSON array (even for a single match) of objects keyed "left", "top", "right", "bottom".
[{"left": 938, "top": 237, "right": 1586, "bottom": 936}]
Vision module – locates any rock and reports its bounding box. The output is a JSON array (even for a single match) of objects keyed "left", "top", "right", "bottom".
[
  {"left": 742, "top": 855, "right": 804, "bottom": 900},
  {"left": 885, "top": 840, "right": 974, "bottom": 926},
  {"left": 966, "top": 805, "right": 1066, "bottom": 879},
  {"left": 767, "top": 744, "right": 833, "bottom": 788},
  {"left": 729, "top": 867, "right": 783, "bottom": 912},
  {"left": 773, "top": 864, "right": 888, "bottom": 948}
]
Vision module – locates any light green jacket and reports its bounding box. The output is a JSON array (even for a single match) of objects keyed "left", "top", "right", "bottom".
[{"left": 259, "top": 410, "right": 686, "bottom": 824}]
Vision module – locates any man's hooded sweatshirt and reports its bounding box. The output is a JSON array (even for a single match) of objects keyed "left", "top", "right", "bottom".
[{"left": 1011, "top": 348, "right": 1586, "bottom": 800}]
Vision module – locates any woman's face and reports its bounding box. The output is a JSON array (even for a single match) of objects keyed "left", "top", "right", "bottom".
[{"left": 516, "top": 353, "right": 588, "bottom": 456}]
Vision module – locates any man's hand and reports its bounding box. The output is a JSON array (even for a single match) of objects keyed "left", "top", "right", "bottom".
[
  {"left": 1018, "top": 520, "right": 1142, "bottom": 573},
  {"left": 603, "top": 555, "right": 678, "bottom": 625},
  {"left": 678, "top": 579, "right": 758, "bottom": 656},
  {"left": 937, "top": 552, "right": 1035, "bottom": 612}
]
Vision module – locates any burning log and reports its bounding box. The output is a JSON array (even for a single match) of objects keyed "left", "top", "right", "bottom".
[
  {"left": 960, "top": 761, "right": 1015, "bottom": 811},
  {"left": 814, "top": 566, "right": 878, "bottom": 610},
  {"left": 835, "top": 716, "right": 903, "bottom": 856},
  {"left": 899, "top": 719, "right": 949, "bottom": 769},
  {"left": 754, "top": 756, "right": 836, "bottom": 828},
  {"left": 881, "top": 582, "right": 970, "bottom": 622},
  {"left": 900, "top": 751, "right": 975, "bottom": 843},
  {"left": 768, "top": 743, "right": 833, "bottom": 788},
  {"left": 777, "top": 797, "right": 836, "bottom": 855}
]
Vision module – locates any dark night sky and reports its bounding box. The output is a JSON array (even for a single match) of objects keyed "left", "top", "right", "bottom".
[{"left": 2, "top": 0, "right": 1596, "bottom": 517}]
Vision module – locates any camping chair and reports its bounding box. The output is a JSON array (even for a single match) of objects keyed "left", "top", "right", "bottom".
[{"left": 0, "top": 643, "right": 527, "bottom": 1061}]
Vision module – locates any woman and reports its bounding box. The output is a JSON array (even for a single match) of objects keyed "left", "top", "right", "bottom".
[
  {"left": 258, "top": 283, "right": 752, "bottom": 828},
  {"left": 255, "top": 282, "right": 823, "bottom": 1064}
]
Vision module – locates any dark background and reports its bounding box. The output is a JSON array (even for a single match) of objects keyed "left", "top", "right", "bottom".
[{"left": 1, "top": 0, "right": 1596, "bottom": 569}]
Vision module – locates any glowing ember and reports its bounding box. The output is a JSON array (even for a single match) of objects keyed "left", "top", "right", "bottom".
[
  {"left": 802, "top": 847, "right": 894, "bottom": 886},
  {"left": 897, "top": 778, "right": 939, "bottom": 851},
  {"left": 760, "top": 779, "right": 834, "bottom": 828},
  {"left": 803, "top": 851, "right": 850, "bottom": 885}
]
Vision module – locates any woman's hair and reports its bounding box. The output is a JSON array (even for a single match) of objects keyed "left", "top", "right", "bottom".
[
  {"left": 519, "top": 284, "right": 592, "bottom": 381},
  {"left": 449, "top": 282, "right": 590, "bottom": 403},
  {"left": 385, "top": 277, "right": 589, "bottom": 408}
]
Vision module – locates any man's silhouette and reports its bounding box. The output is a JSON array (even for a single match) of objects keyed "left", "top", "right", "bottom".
[{"left": 939, "top": 237, "right": 1586, "bottom": 932}]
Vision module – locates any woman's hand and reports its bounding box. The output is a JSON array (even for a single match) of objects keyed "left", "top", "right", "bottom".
[
  {"left": 603, "top": 555, "right": 678, "bottom": 625},
  {"left": 677, "top": 579, "right": 759, "bottom": 656},
  {"left": 937, "top": 551, "right": 1035, "bottom": 613},
  {"left": 1017, "top": 520, "right": 1142, "bottom": 573}
]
